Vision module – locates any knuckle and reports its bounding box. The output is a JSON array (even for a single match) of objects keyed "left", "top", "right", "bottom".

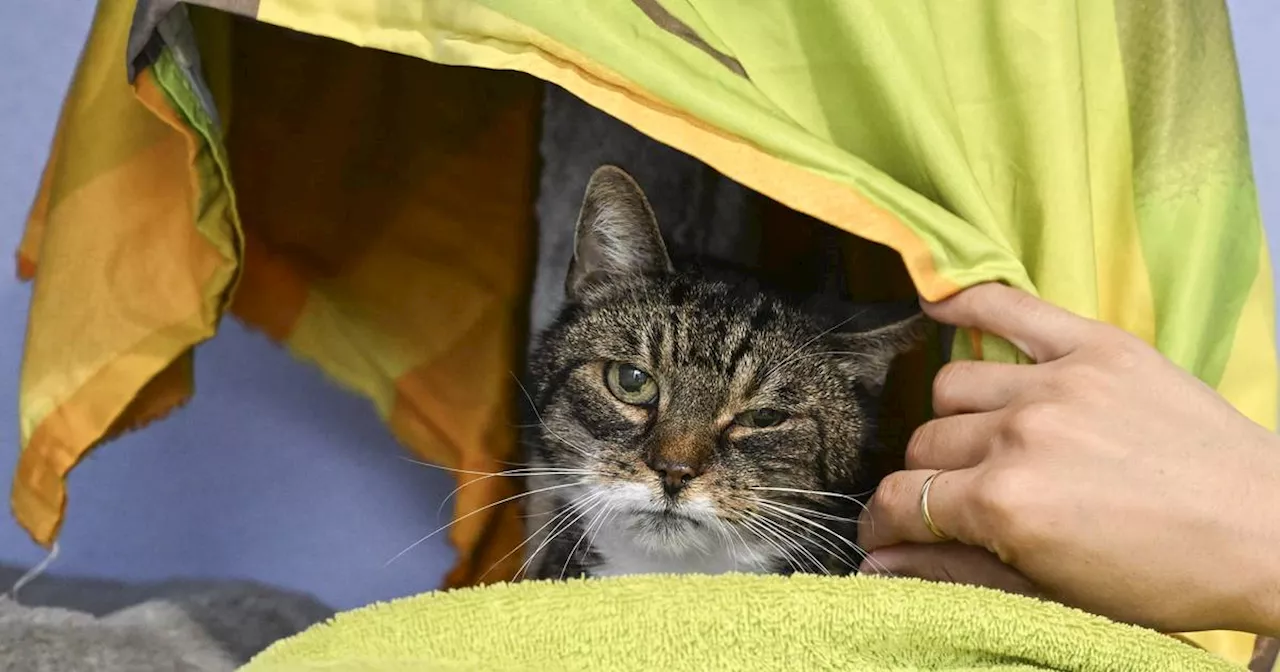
[
  {"left": 904, "top": 421, "right": 938, "bottom": 468},
  {"left": 1005, "top": 290, "right": 1043, "bottom": 320},
  {"left": 1054, "top": 361, "right": 1107, "bottom": 394},
  {"left": 1086, "top": 325, "right": 1147, "bottom": 365},
  {"left": 878, "top": 471, "right": 913, "bottom": 504},
  {"left": 1000, "top": 402, "right": 1058, "bottom": 445},
  {"left": 931, "top": 361, "right": 973, "bottom": 410},
  {"left": 974, "top": 468, "right": 1037, "bottom": 541},
  {"left": 1101, "top": 334, "right": 1146, "bottom": 370},
  {"left": 870, "top": 471, "right": 918, "bottom": 524},
  {"left": 866, "top": 475, "right": 899, "bottom": 514},
  {"left": 975, "top": 466, "right": 1057, "bottom": 560}
]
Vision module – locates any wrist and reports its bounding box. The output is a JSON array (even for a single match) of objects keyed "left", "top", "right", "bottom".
[
  {"left": 1236, "top": 547, "right": 1280, "bottom": 638},
  {"left": 1227, "top": 431, "right": 1280, "bottom": 637},
  {"left": 1240, "top": 527, "right": 1280, "bottom": 637}
]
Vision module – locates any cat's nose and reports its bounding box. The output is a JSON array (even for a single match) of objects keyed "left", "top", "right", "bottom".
[{"left": 647, "top": 458, "right": 700, "bottom": 495}]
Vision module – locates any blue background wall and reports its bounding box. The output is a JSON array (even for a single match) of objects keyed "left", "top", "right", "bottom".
[{"left": 0, "top": 1, "right": 1276, "bottom": 611}]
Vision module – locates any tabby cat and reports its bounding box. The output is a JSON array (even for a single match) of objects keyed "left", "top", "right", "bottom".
[{"left": 522, "top": 166, "right": 925, "bottom": 579}]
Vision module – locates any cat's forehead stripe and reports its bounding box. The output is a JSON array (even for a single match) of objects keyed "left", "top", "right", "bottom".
[{"left": 725, "top": 296, "right": 772, "bottom": 378}]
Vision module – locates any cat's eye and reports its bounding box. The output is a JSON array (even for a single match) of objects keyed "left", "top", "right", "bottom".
[
  {"left": 604, "top": 362, "right": 659, "bottom": 405},
  {"left": 735, "top": 408, "right": 788, "bottom": 429}
]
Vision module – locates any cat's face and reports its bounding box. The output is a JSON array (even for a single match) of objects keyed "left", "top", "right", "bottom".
[{"left": 527, "top": 166, "right": 923, "bottom": 573}]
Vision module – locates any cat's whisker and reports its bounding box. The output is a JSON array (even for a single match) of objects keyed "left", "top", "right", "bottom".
[
  {"left": 756, "top": 502, "right": 860, "bottom": 570},
  {"left": 750, "top": 485, "right": 876, "bottom": 501},
  {"left": 709, "top": 517, "right": 746, "bottom": 571},
  {"left": 518, "top": 491, "right": 606, "bottom": 581},
  {"left": 434, "top": 467, "right": 596, "bottom": 521},
  {"left": 746, "top": 512, "right": 824, "bottom": 574},
  {"left": 713, "top": 521, "right": 739, "bottom": 572},
  {"left": 751, "top": 503, "right": 866, "bottom": 571},
  {"left": 384, "top": 479, "right": 590, "bottom": 568},
  {"left": 497, "top": 457, "right": 557, "bottom": 468},
  {"left": 585, "top": 502, "right": 619, "bottom": 552},
  {"left": 720, "top": 518, "right": 764, "bottom": 570},
  {"left": 858, "top": 554, "right": 897, "bottom": 577},
  {"left": 561, "top": 499, "right": 614, "bottom": 580},
  {"left": 477, "top": 489, "right": 600, "bottom": 583},
  {"left": 750, "top": 485, "right": 876, "bottom": 522},
  {"left": 517, "top": 491, "right": 601, "bottom": 581},
  {"left": 399, "top": 456, "right": 591, "bottom": 479},
  {"left": 738, "top": 516, "right": 803, "bottom": 574},
  {"left": 514, "top": 498, "right": 593, "bottom": 583},
  {"left": 523, "top": 494, "right": 586, "bottom": 521},
  {"left": 762, "top": 517, "right": 832, "bottom": 576},
  {"left": 756, "top": 501, "right": 896, "bottom": 577},
  {"left": 754, "top": 497, "right": 859, "bottom": 524},
  {"left": 752, "top": 486, "right": 880, "bottom": 540}
]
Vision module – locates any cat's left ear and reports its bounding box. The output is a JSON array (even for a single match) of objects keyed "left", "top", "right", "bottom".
[
  {"left": 566, "top": 165, "right": 674, "bottom": 299},
  {"left": 831, "top": 302, "right": 930, "bottom": 396}
]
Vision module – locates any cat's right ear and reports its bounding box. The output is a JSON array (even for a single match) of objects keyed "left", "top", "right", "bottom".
[{"left": 566, "top": 165, "right": 673, "bottom": 299}]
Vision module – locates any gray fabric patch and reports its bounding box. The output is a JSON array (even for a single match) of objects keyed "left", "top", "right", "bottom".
[
  {"left": 128, "top": 0, "right": 259, "bottom": 82},
  {"left": 0, "top": 563, "right": 331, "bottom": 670},
  {"left": 128, "top": 0, "right": 182, "bottom": 80},
  {"left": 126, "top": 2, "right": 225, "bottom": 133}
]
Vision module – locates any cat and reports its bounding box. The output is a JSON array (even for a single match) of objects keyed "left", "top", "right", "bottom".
[{"left": 521, "top": 166, "right": 925, "bottom": 580}]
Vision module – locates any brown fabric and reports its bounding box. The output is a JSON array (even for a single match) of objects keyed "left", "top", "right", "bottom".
[{"left": 223, "top": 18, "right": 540, "bottom": 586}]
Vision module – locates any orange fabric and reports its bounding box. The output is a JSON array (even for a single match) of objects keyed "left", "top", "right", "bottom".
[
  {"left": 388, "top": 306, "right": 527, "bottom": 586},
  {"left": 228, "top": 230, "right": 311, "bottom": 341}
]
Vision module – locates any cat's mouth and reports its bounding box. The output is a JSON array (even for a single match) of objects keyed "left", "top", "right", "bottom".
[
  {"left": 627, "top": 509, "right": 705, "bottom": 541},
  {"left": 653, "top": 507, "right": 701, "bottom": 523},
  {"left": 626, "top": 504, "right": 708, "bottom": 533},
  {"left": 594, "top": 482, "right": 718, "bottom": 537}
]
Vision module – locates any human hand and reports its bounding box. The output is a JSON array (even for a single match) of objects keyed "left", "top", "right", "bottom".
[{"left": 857, "top": 283, "right": 1280, "bottom": 636}]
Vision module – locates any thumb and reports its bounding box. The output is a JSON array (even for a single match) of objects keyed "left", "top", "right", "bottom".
[
  {"left": 861, "top": 542, "right": 1041, "bottom": 597},
  {"left": 922, "top": 283, "right": 1096, "bottom": 363}
]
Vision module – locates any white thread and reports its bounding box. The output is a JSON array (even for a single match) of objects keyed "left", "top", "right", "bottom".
[{"left": 5, "top": 541, "right": 60, "bottom": 603}]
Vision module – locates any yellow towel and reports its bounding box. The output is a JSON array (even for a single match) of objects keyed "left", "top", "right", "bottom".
[{"left": 239, "top": 575, "right": 1239, "bottom": 671}]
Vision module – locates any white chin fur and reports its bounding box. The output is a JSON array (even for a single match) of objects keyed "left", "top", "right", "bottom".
[{"left": 586, "top": 482, "right": 776, "bottom": 577}]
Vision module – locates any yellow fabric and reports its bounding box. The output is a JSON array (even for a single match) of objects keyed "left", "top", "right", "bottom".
[{"left": 239, "top": 575, "right": 1239, "bottom": 671}]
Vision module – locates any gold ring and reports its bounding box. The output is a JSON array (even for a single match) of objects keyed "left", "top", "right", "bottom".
[{"left": 919, "top": 470, "right": 950, "bottom": 540}]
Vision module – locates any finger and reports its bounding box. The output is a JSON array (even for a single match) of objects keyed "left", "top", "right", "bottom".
[
  {"left": 932, "top": 360, "right": 1037, "bottom": 416},
  {"left": 905, "top": 413, "right": 1000, "bottom": 471},
  {"left": 859, "top": 543, "right": 1040, "bottom": 597},
  {"left": 857, "top": 468, "right": 978, "bottom": 552},
  {"left": 922, "top": 283, "right": 1097, "bottom": 363}
]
